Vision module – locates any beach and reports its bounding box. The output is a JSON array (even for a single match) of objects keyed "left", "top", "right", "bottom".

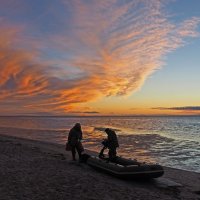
[
  {"left": 0, "top": 134, "right": 200, "bottom": 200},
  {"left": 1, "top": 116, "right": 200, "bottom": 173}
]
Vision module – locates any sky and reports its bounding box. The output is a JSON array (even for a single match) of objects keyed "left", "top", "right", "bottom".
[{"left": 0, "top": 0, "right": 200, "bottom": 116}]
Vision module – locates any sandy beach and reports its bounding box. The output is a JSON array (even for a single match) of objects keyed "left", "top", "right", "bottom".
[{"left": 0, "top": 134, "right": 200, "bottom": 200}]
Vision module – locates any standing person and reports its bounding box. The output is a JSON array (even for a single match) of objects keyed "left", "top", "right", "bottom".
[
  {"left": 67, "top": 123, "right": 84, "bottom": 161},
  {"left": 99, "top": 128, "right": 119, "bottom": 161}
]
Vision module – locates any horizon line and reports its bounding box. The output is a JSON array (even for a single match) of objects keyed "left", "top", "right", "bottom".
[{"left": 0, "top": 114, "right": 200, "bottom": 118}]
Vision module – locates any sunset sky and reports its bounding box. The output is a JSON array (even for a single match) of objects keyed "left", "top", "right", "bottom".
[{"left": 0, "top": 0, "right": 200, "bottom": 116}]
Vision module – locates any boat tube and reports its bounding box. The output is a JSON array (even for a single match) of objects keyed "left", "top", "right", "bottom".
[{"left": 81, "top": 154, "right": 164, "bottom": 179}]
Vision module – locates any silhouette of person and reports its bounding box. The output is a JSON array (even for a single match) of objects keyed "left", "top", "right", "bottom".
[
  {"left": 68, "top": 123, "right": 84, "bottom": 161},
  {"left": 100, "top": 128, "right": 119, "bottom": 161}
]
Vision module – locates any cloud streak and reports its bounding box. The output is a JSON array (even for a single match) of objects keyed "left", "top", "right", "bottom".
[
  {"left": 0, "top": 0, "right": 199, "bottom": 115},
  {"left": 152, "top": 106, "right": 200, "bottom": 111}
]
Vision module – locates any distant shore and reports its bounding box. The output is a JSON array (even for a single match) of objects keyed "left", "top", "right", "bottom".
[{"left": 0, "top": 134, "right": 200, "bottom": 200}]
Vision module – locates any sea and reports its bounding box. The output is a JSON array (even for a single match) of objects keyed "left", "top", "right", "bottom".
[{"left": 0, "top": 116, "right": 199, "bottom": 173}]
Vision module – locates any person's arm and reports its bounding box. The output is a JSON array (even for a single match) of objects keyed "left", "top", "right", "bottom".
[
  {"left": 79, "top": 130, "right": 83, "bottom": 140},
  {"left": 107, "top": 134, "right": 112, "bottom": 143},
  {"left": 68, "top": 129, "right": 72, "bottom": 142}
]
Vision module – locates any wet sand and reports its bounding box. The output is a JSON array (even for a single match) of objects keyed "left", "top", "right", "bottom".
[{"left": 0, "top": 134, "right": 200, "bottom": 200}]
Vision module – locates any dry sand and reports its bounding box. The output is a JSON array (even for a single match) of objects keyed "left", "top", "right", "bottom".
[{"left": 0, "top": 134, "right": 200, "bottom": 200}]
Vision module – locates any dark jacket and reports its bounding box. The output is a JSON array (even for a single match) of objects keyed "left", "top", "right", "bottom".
[
  {"left": 68, "top": 127, "right": 82, "bottom": 146},
  {"left": 106, "top": 130, "right": 119, "bottom": 149}
]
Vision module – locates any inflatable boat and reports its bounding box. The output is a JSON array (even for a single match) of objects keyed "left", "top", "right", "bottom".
[{"left": 81, "top": 154, "right": 164, "bottom": 179}]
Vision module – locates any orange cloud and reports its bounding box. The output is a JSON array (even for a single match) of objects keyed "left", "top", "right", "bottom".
[{"left": 0, "top": 0, "right": 199, "bottom": 115}]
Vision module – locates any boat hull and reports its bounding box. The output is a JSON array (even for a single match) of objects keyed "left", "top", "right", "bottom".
[{"left": 82, "top": 154, "right": 164, "bottom": 179}]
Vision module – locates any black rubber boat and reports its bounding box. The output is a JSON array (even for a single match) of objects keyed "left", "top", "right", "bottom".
[{"left": 81, "top": 154, "right": 164, "bottom": 179}]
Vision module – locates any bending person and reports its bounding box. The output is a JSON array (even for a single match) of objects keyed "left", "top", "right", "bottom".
[{"left": 100, "top": 128, "right": 119, "bottom": 161}]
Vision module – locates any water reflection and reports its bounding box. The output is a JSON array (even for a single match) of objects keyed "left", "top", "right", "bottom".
[{"left": 0, "top": 116, "right": 200, "bottom": 172}]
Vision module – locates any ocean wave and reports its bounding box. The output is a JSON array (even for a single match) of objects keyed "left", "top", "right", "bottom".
[
  {"left": 0, "top": 116, "right": 200, "bottom": 172},
  {"left": 93, "top": 126, "right": 121, "bottom": 132}
]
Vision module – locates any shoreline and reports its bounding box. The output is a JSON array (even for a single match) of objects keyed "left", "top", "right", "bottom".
[
  {"left": 0, "top": 133, "right": 198, "bottom": 174},
  {"left": 0, "top": 126, "right": 199, "bottom": 174},
  {"left": 0, "top": 134, "right": 200, "bottom": 200}
]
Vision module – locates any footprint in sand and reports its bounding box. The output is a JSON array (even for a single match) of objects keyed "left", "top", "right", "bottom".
[{"left": 51, "top": 153, "right": 66, "bottom": 160}]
